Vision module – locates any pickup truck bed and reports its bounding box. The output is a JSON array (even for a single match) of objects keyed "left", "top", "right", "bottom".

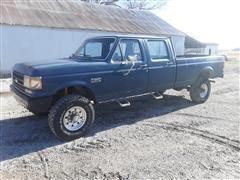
[
  {"left": 175, "top": 56, "right": 224, "bottom": 88},
  {"left": 11, "top": 35, "right": 224, "bottom": 140}
]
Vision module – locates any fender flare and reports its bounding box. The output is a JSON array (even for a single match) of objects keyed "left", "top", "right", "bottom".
[
  {"left": 193, "top": 66, "right": 214, "bottom": 87},
  {"left": 53, "top": 81, "right": 96, "bottom": 100},
  {"left": 200, "top": 66, "right": 214, "bottom": 79}
]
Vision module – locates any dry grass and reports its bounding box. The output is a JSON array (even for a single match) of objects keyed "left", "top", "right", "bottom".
[
  {"left": 224, "top": 60, "right": 239, "bottom": 75},
  {"left": 218, "top": 50, "right": 240, "bottom": 73},
  {"left": 220, "top": 50, "right": 240, "bottom": 61}
]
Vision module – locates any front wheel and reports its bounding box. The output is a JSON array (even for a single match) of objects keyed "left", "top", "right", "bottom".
[
  {"left": 48, "top": 94, "right": 95, "bottom": 141},
  {"left": 190, "top": 79, "right": 211, "bottom": 103}
]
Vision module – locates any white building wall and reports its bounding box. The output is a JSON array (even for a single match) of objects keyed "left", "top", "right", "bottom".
[
  {"left": 1, "top": 25, "right": 185, "bottom": 73},
  {"left": 203, "top": 45, "right": 218, "bottom": 55},
  {"left": 171, "top": 36, "right": 185, "bottom": 56}
]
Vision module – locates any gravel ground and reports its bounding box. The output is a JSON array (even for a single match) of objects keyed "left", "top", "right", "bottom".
[
  {"left": 0, "top": 62, "right": 239, "bottom": 180},
  {"left": 0, "top": 79, "right": 11, "bottom": 94}
]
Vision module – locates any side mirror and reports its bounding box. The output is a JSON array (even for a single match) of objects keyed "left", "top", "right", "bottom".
[
  {"left": 127, "top": 55, "right": 138, "bottom": 62},
  {"left": 69, "top": 53, "right": 75, "bottom": 58},
  {"left": 121, "top": 61, "right": 128, "bottom": 65}
]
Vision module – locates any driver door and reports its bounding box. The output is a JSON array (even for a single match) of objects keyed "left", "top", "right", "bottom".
[{"left": 110, "top": 39, "right": 148, "bottom": 98}]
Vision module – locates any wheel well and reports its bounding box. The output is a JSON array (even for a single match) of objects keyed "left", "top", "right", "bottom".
[
  {"left": 191, "top": 67, "right": 213, "bottom": 87},
  {"left": 52, "top": 86, "right": 96, "bottom": 105},
  {"left": 193, "top": 74, "right": 210, "bottom": 88}
]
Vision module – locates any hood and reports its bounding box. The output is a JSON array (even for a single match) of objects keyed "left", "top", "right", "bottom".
[{"left": 13, "top": 58, "right": 108, "bottom": 76}]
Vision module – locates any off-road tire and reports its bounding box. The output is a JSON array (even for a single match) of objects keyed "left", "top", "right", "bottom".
[
  {"left": 48, "top": 94, "right": 95, "bottom": 141},
  {"left": 190, "top": 79, "right": 211, "bottom": 103}
]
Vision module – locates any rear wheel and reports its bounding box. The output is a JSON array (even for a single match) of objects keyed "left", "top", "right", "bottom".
[
  {"left": 190, "top": 79, "right": 211, "bottom": 103},
  {"left": 48, "top": 94, "right": 95, "bottom": 141}
]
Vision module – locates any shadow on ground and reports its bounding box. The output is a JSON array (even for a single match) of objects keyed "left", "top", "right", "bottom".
[{"left": 0, "top": 95, "right": 195, "bottom": 161}]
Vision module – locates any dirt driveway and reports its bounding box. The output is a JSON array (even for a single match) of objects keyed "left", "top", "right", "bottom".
[{"left": 0, "top": 62, "right": 239, "bottom": 180}]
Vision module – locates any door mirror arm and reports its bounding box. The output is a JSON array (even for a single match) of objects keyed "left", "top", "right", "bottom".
[
  {"left": 123, "top": 61, "right": 135, "bottom": 76},
  {"left": 121, "top": 61, "right": 128, "bottom": 65}
]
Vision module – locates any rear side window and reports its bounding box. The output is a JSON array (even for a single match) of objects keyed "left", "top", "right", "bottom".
[{"left": 147, "top": 40, "right": 169, "bottom": 61}]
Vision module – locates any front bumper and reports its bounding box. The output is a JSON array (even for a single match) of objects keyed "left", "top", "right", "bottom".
[{"left": 10, "top": 85, "right": 52, "bottom": 113}]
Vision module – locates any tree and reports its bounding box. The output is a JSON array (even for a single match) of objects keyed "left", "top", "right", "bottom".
[
  {"left": 80, "top": 0, "right": 118, "bottom": 5},
  {"left": 125, "top": 0, "right": 168, "bottom": 10},
  {"left": 80, "top": 0, "right": 168, "bottom": 10}
]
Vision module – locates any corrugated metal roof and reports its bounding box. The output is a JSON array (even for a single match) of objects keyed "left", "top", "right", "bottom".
[{"left": 0, "top": 0, "right": 185, "bottom": 36}]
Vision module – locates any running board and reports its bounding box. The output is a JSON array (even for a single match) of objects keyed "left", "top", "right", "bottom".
[
  {"left": 118, "top": 100, "right": 131, "bottom": 107},
  {"left": 152, "top": 92, "right": 163, "bottom": 100}
]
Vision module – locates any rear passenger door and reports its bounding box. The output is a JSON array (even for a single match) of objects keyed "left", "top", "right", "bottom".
[{"left": 147, "top": 39, "right": 176, "bottom": 91}]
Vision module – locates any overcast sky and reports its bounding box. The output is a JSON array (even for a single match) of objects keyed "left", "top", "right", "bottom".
[{"left": 153, "top": 0, "right": 240, "bottom": 49}]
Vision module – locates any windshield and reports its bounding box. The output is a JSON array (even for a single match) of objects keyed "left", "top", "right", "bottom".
[{"left": 73, "top": 38, "right": 116, "bottom": 61}]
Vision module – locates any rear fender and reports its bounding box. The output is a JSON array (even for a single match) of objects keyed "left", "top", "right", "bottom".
[
  {"left": 200, "top": 66, "right": 214, "bottom": 79},
  {"left": 193, "top": 66, "right": 214, "bottom": 87}
]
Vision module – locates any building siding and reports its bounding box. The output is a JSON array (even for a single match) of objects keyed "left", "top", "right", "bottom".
[{"left": 171, "top": 36, "right": 185, "bottom": 56}]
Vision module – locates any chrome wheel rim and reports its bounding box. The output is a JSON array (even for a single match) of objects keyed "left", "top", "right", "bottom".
[
  {"left": 63, "top": 106, "right": 87, "bottom": 131},
  {"left": 200, "top": 83, "right": 208, "bottom": 98}
]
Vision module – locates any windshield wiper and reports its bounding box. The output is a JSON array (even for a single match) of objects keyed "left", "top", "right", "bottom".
[{"left": 70, "top": 54, "right": 94, "bottom": 62}]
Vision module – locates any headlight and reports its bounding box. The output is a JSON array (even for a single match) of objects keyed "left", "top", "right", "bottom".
[{"left": 24, "top": 76, "right": 42, "bottom": 89}]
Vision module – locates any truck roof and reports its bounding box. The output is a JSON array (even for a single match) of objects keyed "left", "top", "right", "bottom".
[{"left": 88, "top": 35, "right": 169, "bottom": 40}]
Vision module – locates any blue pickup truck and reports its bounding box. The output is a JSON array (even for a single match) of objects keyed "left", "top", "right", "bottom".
[{"left": 11, "top": 35, "right": 224, "bottom": 140}]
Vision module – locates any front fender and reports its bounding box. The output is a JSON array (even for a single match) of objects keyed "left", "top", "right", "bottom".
[{"left": 53, "top": 80, "right": 93, "bottom": 94}]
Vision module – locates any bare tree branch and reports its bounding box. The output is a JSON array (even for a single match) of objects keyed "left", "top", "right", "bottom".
[
  {"left": 126, "top": 0, "right": 168, "bottom": 10},
  {"left": 80, "top": 0, "right": 118, "bottom": 5},
  {"left": 79, "top": 0, "right": 168, "bottom": 10}
]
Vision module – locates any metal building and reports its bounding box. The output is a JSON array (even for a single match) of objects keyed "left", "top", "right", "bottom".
[
  {"left": 0, "top": 0, "right": 185, "bottom": 73},
  {"left": 184, "top": 36, "right": 218, "bottom": 55}
]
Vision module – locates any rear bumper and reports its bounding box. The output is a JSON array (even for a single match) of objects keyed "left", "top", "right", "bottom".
[{"left": 10, "top": 85, "right": 52, "bottom": 113}]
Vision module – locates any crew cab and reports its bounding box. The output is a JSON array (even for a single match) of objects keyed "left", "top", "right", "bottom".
[{"left": 11, "top": 35, "right": 224, "bottom": 140}]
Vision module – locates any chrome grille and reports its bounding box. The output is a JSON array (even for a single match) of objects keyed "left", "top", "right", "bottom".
[{"left": 13, "top": 71, "right": 25, "bottom": 91}]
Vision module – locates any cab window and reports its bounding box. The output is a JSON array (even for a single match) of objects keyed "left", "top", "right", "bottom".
[
  {"left": 112, "top": 45, "right": 122, "bottom": 62},
  {"left": 75, "top": 38, "right": 115, "bottom": 60},
  {"left": 120, "top": 39, "right": 143, "bottom": 62},
  {"left": 85, "top": 42, "right": 102, "bottom": 57},
  {"left": 147, "top": 40, "right": 169, "bottom": 61}
]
